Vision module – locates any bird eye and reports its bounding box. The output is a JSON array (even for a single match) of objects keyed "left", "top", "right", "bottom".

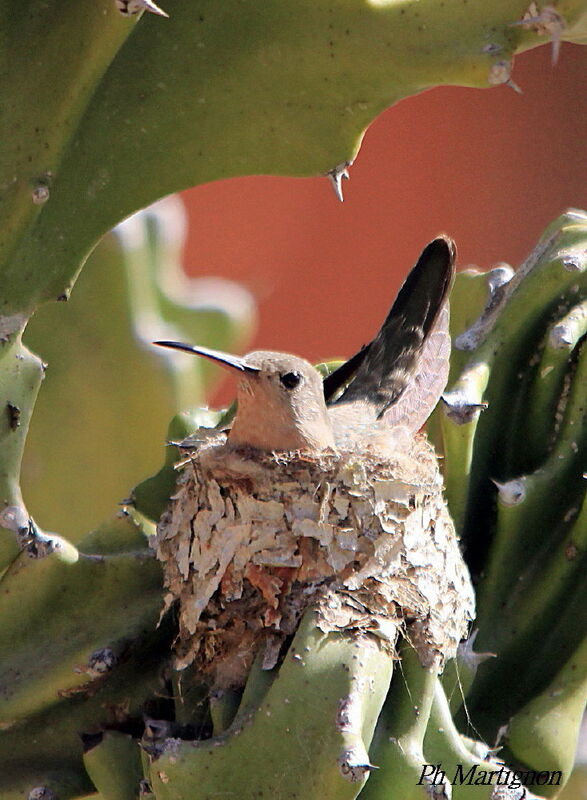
[{"left": 280, "top": 371, "right": 303, "bottom": 390}]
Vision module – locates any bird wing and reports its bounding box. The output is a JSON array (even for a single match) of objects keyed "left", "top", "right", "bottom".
[{"left": 325, "top": 236, "right": 455, "bottom": 433}]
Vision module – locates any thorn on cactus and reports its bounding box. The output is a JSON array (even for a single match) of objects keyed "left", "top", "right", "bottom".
[
  {"left": 420, "top": 775, "right": 451, "bottom": 798},
  {"left": 511, "top": 5, "right": 565, "bottom": 65},
  {"left": 565, "top": 541, "right": 578, "bottom": 560},
  {"left": 338, "top": 750, "right": 379, "bottom": 782},
  {"left": 562, "top": 255, "right": 582, "bottom": 272},
  {"left": 139, "top": 779, "right": 154, "bottom": 797},
  {"left": 457, "top": 630, "right": 496, "bottom": 671},
  {"left": 491, "top": 477, "right": 527, "bottom": 506},
  {"left": 28, "top": 789, "right": 57, "bottom": 800},
  {"left": 441, "top": 392, "right": 488, "bottom": 424},
  {"left": 6, "top": 401, "right": 21, "bottom": 429},
  {"left": 550, "top": 325, "right": 574, "bottom": 349},
  {"left": 31, "top": 184, "right": 50, "bottom": 205},
  {"left": 548, "top": 301, "right": 587, "bottom": 349},
  {"left": 486, "top": 264, "right": 514, "bottom": 293},
  {"left": 115, "top": 0, "right": 169, "bottom": 18},
  {"left": 326, "top": 161, "right": 352, "bottom": 202},
  {"left": 144, "top": 717, "right": 175, "bottom": 741},
  {"left": 84, "top": 647, "right": 118, "bottom": 676},
  {"left": 482, "top": 43, "right": 503, "bottom": 56},
  {"left": 488, "top": 60, "right": 522, "bottom": 94},
  {"left": 495, "top": 722, "right": 509, "bottom": 745}
]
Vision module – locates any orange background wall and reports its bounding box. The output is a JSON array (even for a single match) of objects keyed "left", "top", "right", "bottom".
[{"left": 181, "top": 44, "right": 587, "bottom": 400}]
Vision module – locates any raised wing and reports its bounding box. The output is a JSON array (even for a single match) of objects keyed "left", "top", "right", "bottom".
[{"left": 325, "top": 236, "right": 455, "bottom": 433}]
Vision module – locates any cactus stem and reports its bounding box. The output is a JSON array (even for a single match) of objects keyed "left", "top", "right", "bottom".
[
  {"left": 360, "top": 644, "right": 437, "bottom": 799},
  {"left": 520, "top": 299, "right": 587, "bottom": 466},
  {"left": 439, "top": 361, "right": 491, "bottom": 534},
  {"left": 443, "top": 211, "right": 586, "bottom": 564},
  {"left": 548, "top": 299, "right": 587, "bottom": 349},
  {"left": 455, "top": 267, "right": 513, "bottom": 352},
  {"left": 232, "top": 649, "right": 278, "bottom": 726},
  {"left": 83, "top": 729, "right": 145, "bottom": 799},
  {"left": 425, "top": 678, "right": 546, "bottom": 800},
  {"left": 505, "top": 636, "right": 587, "bottom": 784},
  {"left": 481, "top": 487, "right": 586, "bottom": 657},
  {"left": 148, "top": 609, "right": 394, "bottom": 797},
  {"left": 0, "top": 505, "right": 79, "bottom": 562},
  {"left": 444, "top": 361, "right": 491, "bottom": 405},
  {"left": 455, "top": 215, "right": 582, "bottom": 355},
  {"left": 337, "top": 681, "right": 380, "bottom": 782},
  {"left": 210, "top": 688, "right": 242, "bottom": 736}
]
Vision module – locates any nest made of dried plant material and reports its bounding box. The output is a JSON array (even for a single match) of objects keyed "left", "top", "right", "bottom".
[{"left": 155, "top": 431, "right": 475, "bottom": 689}]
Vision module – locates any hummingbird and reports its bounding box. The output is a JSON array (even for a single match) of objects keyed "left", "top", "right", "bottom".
[{"left": 154, "top": 236, "right": 456, "bottom": 453}]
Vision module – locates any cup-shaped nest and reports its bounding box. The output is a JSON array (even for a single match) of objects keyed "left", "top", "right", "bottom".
[{"left": 156, "top": 432, "right": 475, "bottom": 689}]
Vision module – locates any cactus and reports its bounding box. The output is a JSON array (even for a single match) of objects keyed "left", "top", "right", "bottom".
[
  {"left": 1, "top": 213, "right": 583, "bottom": 799},
  {"left": 435, "top": 209, "right": 587, "bottom": 797},
  {"left": 3, "top": 1, "right": 587, "bottom": 322},
  {"left": 1, "top": 1, "right": 587, "bottom": 799},
  {"left": 21, "top": 196, "right": 255, "bottom": 539}
]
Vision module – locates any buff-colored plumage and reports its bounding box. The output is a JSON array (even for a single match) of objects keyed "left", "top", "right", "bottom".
[{"left": 155, "top": 236, "right": 456, "bottom": 455}]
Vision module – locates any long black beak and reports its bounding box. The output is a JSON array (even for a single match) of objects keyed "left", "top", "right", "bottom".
[{"left": 153, "top": 341, "right": 260, "bottom": 374}]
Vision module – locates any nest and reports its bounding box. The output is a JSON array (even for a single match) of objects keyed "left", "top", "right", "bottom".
[{"left": 155, "top": 432, "right": 475, "bottom": 689}]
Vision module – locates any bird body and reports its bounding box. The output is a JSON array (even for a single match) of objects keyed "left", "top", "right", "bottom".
[
  {"left": 154, "top": 237, "right": 476, "bottom": 694},
  {"left": 155, "top": 236, "right": 456, "bottom": 455}
]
